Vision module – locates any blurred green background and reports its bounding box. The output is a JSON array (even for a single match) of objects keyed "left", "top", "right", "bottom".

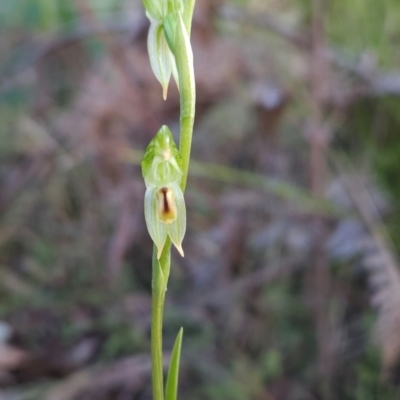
[{"left": 1, "top": 0, "right": 400, "bottom": 399}]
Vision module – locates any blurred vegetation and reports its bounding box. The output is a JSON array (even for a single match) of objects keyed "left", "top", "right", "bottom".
[{"left": 1, "top": 0, "right": 400, "bottom": 399}]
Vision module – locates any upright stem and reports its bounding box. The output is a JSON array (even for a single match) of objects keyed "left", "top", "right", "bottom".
[
  {"left": 150, "top": 5, "right": 196, "bottom": 400},
  {"left": 182, "top": 0, "right": 196, "bottom": 36},
  {"left": 151, "top": 249, "right": 165, "bottom": 400},
  {"left": 176, "top": 15, "right": 196, "bottom": 191},
  {"left": 151, "top": 241, "right": 171, "bottom": 400},
  {"left": 151, "top": 282, "right": 165, "bottom": 400}
]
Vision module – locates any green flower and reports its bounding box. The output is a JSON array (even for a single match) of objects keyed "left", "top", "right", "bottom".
[
  {"left": 147, "top": 14, "right": 178, "bottom": 100},
  {"left": 143, "top": 0, "right": 187, "bottom": 99},
  {"left": 145, "top": 183, "right": 186, "bottom": 258},
  {"left": 142, "top": 126, "right": 186, "bottom": 258}
]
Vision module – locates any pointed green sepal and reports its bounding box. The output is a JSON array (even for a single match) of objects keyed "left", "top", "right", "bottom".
[
  {"left": 147, "top": 14, "right": 175, "bottom": 99},
  {"left": 164, "top": 183, "right": 185, "bottom": 257},
  {"left": 145, "top": 186, "right": 168, "bottom": 259},
  {"left": 165, "top": 328, "right": 183, "bottom": 400}
]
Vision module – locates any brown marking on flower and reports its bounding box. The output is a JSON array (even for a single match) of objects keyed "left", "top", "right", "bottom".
[{"left": 156, "top": 187, "right": 177, "bottom": 224}]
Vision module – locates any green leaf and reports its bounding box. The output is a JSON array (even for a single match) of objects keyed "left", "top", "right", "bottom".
[{"left": 165, "top": 328, "right": 183, "bottom": 400}]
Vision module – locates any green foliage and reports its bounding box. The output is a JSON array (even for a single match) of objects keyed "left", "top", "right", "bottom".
[
  {"left": 260, "top": 349, "right": 283, "bottom": 382},
  {"left": 334, "top": 96, "right": 400, "bottom": 250},
  {"left": 0, "top": 0, "right": 70, "bottom": 31},
  {"left": 326, "top": 0, "right": 400, "bottom": 66},
  {"left": 292, "top": 0, "right": 400, "bottom": 66},
  {"left": 100, "top": 322, "right": 145, "bottom": 361},
  {"left": 165, "top": 328, "right": 183, "bottom": 400},
  {"left": 352, "top": 346, "right": 399, "bottom": 400},
  {"left": 205, "top": 358, "right": 264, "bottom": 400},
  {"left": 0, "top": 0, "right": 125, "bottom": 31}
]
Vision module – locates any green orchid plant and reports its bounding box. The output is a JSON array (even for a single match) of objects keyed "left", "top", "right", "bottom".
[{"left": 140, "top": 0, "right": 196, "bottom": 399}]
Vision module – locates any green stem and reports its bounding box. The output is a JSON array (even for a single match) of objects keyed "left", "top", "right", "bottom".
[
  {"left": 182, "top": 0, "right": 196, "bottom": 36},
  {"left": 151, "top": 251, "right": 165, "bottom": 400},
  {"left": 151, "top": 241, "right": 171, "bottom": 400},
  {"left": 175, "top": 14, "right": 196, "bottom": 191}
]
